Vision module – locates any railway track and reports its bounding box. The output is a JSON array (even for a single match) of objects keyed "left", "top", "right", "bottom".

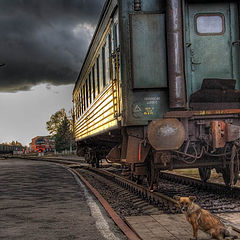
[
  {"left": 77, "top": 165, "right": 240, "bottom": 235},
  {"left": 74, "top": 167, "right": 161, "bottom": 217},
  {"left": 72, "top": 165, "right": 240, "bottom": 234},
  {"left": 160, "top": 171, "right": 240, "bottom": 196},
  {"left": 157, "top": 172, "right": 240, "bottom": 213},
  {"left": 7, "top": 155, "right": 240, "bottom": 213},
  {"left": 82, "top": 166, "right": 179, "bottom": 213},
  {"left": 82, "top": 166, "right": 240, "bottom": 212},
  {"left": 5, "top": 155, "right": 240, "bottom": 235}
]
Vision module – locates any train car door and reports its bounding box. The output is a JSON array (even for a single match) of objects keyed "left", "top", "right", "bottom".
[{"left": 185, "top": 1, "right": 239, "bottom": 98}]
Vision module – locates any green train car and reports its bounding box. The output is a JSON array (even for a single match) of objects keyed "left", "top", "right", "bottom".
[{"left": 73, "top": 0, "right": 240, "bottom": 187}]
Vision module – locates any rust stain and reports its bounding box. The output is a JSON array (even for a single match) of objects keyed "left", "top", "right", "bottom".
[{"left": 165, "top": 109, "right": 240, "bottom": 118}]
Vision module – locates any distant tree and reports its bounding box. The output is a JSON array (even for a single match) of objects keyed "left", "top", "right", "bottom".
[
  {"left": 46, "top": 108, "right": 66, "bottom": 135},
  {"left": 55, "top": 116, "right": 72, "bottom": 152},
  {"left": 9, "top": 141, "right": 22, "bottom": 146}
]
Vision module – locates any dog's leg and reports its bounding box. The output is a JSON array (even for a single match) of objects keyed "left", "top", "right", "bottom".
[{"left": 190, "top": 222, "right": 199, "bottom": 240}]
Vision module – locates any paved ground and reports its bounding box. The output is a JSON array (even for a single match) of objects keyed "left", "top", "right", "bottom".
[
  {"left": 126, "top": 214, "right": 240, "bottom": 240},
  {"left": 126, "top": 215, "right": 209, "bottom": 240},
  {"left": 0, "top": 159, "right": 126, "bottom": 240}
]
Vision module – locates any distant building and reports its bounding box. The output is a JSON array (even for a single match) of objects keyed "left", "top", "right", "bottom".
[{"left": 30, "top": 136, "right": 55, "bottom": 153}]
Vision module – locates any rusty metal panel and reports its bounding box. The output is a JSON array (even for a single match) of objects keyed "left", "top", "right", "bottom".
[
  {"left": 226, "top": 123, "right": 240, "bottom": 142},
  {"left": 211, "top": 121, "right": 226, "bottom": 149},
  {"left": 106, "top": 145, "right": 121, "bottom": 163},
  {"left": 164, "top": 109, "right": 240, "bottom": 118},
  {"left": 130, "top": 13, "right": 167, "bottom": 88},
  {"left": 126, "top": 136, "right": 141, "bottom": 163},
  {"left": 133, "top": 165, "right": 147, "bottom": 176}
]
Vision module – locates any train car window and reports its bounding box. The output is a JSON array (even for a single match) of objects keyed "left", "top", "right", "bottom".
[
  {"left": 78, "top": 94, "right": 81, "bottom": 117},
  {"left": 83, "top": 85, "right": 86, "bottom": 111},
  {"left": 85, "top": 79, "right": 89, "bottom": 109},
  {"left": 75, "top": 97, "right": 77, "bottom": 119},
  {"left": 81, "top": 88, "right": 84, "bottom": 113},
  {"left": 78, "top": 93, "right": 81, "bottom": 117},
  {"left": 77, "top": 97, "right": 79, "bottom": 119},
  {"left": 102, "top": 44, "right": 106, "bottom": 87},
  {"left": 88, "top": 72, "right": 92, "bottom": 105},
  {"left": 117, "top": 23, "right": 119, "bottom": 47},
  {"left": 113, "top": 24, "right": 118, "bottom": 51},
  {"left": 79, "top": 91, "right": 82, "bottom": 116},
  {"left": 92, "top": 65, "right": 96, "bottom": 100},
  {"left": 108, "top": 33, "right": 112, "bottom": 82},
  {"left": 78, "top": 98, "right": 80, "bottom": 118},
  {"left": 195, "top": 14, "right": 225, "bottom": 35},
  {"left": 99, "top": 53, "right": 103, "bottom": 92},
  {"left": 106, "top": 33, "right": 112, "bottom": 84},
  {"left": 75, "top": 95, "right": 77, "bottom": 118},
  {"left": 96, "top": 57, "right": 100, "bottom": 94}
]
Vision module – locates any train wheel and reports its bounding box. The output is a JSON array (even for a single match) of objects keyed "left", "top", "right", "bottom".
[
  {"left": 222, "top": 166, "right": 238, "bottom": 186},
  {"left": 91, "top": 156, "right": 99, "bottom": 168},
  {"left": 136, "top": 175, "right": 144, "bottom": 185},
  {"left": 222, "top": 145, "right": 239, "bottom": 186},
  {"left": 198, "top": 167, "right": 211, "bottom": 182},
  {"left": 147, "top": 157, "right": 158, "bottom": 191},
  {"left": 84, "top": 153, "right": 91, "bottom": 164}
]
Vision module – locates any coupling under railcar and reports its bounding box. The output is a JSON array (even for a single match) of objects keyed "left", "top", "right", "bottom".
[{"left": 73, "top": 0, "right": 240, "bottom": 187}]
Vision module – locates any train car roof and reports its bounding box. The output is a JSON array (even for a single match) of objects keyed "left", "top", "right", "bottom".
[{"left": 73, "top": 0, "right": 113, "bottom": 94}]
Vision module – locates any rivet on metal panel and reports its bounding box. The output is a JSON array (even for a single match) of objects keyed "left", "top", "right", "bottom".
[{"left": 134, "top": 0, "right": 141, "bottom": 11}]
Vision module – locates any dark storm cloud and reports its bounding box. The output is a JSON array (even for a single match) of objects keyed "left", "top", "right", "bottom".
[{"left": 0, "top": 0, "right": 105, "bottom": 92}]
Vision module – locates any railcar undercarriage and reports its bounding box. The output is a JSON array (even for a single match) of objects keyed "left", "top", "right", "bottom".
[
  {"left": 77, "top": 112, "right": 240, "bottom": 188},
  {"left": 78, "top": 79, "right": 240, "bottom": 188}
]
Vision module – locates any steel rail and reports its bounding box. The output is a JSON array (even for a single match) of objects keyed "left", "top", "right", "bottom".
[
  {"left": 86, "top": 166, "right": 178, "bottom": 213},
  {"left": 159, "top": 172, "right": 240, "bottom": 197},
  {"left": 70, "top": 168, "right": 141, "bottom": 240}
]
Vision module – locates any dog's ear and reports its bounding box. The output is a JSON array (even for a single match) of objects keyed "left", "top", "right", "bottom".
[
  {"left": 189, "top": 196, "right": 196, "bottom": 202},
  {"left": 173, "top": 195, "right": 181, "bottom": 201}
]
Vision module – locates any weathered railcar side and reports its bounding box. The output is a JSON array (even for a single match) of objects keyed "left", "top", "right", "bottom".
[{"left": 73, "top": 0, "right": 240, "bottom": 187}]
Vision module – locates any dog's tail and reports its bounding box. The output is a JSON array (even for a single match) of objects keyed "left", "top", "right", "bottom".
[{"left": 220, "top": 226, "right": 238, "bottom": 239}]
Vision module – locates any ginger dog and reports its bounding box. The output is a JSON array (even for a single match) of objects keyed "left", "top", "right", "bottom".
[{"left": 174, "top": 196, "right": 238, "bottom": 240}]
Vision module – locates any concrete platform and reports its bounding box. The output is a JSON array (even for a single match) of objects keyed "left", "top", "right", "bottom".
[
  {"left": 0, "top": 159, "right": 126, "bottom": 240},
  {"left": 125, "top": 214, "right": 240, "bottom": 240}
]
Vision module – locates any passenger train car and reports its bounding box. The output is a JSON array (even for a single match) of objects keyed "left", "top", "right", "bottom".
[{"left": 73, "top": 0, "right": 240, "bottom": 187}]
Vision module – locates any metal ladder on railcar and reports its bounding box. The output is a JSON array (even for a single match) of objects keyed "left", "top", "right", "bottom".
[{"left": 110, "top": 48, "right": 121, "bottom": 119}]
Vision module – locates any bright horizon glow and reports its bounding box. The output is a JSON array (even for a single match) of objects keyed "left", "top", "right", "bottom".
[{"left": 0, "top": 83, "right": 74, "bottom": 146}]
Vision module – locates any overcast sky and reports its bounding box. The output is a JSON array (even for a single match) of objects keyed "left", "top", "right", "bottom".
[{"left": 0, "top": 0, "right": 105, "bottom": 145}]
